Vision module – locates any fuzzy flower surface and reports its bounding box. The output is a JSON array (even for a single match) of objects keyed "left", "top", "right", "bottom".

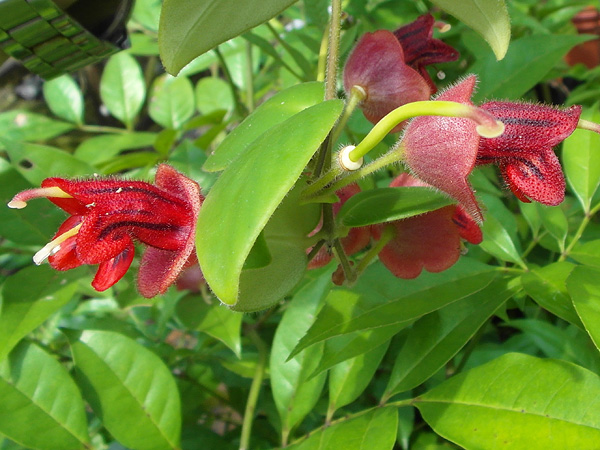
[
  {"left": 372, "top": 173, "right": 482, "bottom": 279},
  {"left": 400, "top": 75, "right": 484, "bottom": 222},
  {"left": 8, "top": 164, "right": 203, "bottom": 298},
  {"left": 477, "top": 102, "right": 582, "bottom": 205},
  {"left": 393, "top": 13, "right": 459, "bottom": 93}
]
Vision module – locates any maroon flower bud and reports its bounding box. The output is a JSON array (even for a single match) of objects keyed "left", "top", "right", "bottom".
[
  {"left": 477, "top": 102, "right": 582, "bottom": 205},
  {"left": 8, "top": 164, "right": 203, "bottom": 297},
  {"left": 308, "top": 183, "right": 371, "bottom": 269},
  {"left": 372, "top": 173, "right": 481, "bottom": 279},
  {"left": 343, "top": 29, "right": 432, "bottom": 132},
  {"left": 393, "top": 13, "right": 459, "bottom": 93}
]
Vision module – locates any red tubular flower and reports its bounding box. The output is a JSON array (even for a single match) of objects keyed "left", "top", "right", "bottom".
[
  {"left": 343, "top": 29, "right": 432, "bottom": 132},
  {"left": 308, "top": 183, "right": 371, "bottom": 269},
  {"left": 399, "top": 75, "right": 484, "bottom": 222},
  {"left": 8, "top": 164, "right": 203, "bottom": 298},
  {"left": 477, "top": 102, "right": 582, "bottom": 205},
  {"left": 393, "top": 13, "right": 459, "bottom": 93},
  {"left": 373, "top": 173, "right": 482, "bottom": 279}
]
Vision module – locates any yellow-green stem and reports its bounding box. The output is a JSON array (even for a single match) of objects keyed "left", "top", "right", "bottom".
[
  {"left": 329, "top": 86, "right": 366, "bottom": 146},
  {"left": 325, "top": 0, "right": 342, "bottom": 101},
  {"left": 353, "top": 224, "right": 395, "bottom": 280}
]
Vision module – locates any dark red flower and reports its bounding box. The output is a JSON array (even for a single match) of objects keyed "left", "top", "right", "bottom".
[
  {"left": 399, "top": 75, "right": 484, "bottom": 222},
  {"left": 393, "top": 13, "right": 459, "bottom": 93},
  {"left": 343, "top": 29, "right": 432, "bottom": 132},
  {"left": 477, "top": 102, "right": 582, "bottom": 205},
  {"left": 308, "top": 183, "right": 371, "bottom": 269},
  {"left": 372, "top": 173, "right": 482, "bottom": 279},
  {"left": 8, "top": 164, "right": 203, "bottom": 297}
]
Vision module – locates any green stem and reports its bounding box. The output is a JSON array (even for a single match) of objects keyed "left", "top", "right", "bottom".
[
  {"left": 245, "top": 41, "right": 255, "bottom": 112},
  {"left": 215, "top": 46, "right": 247, "bottom": 117},
  {"left": 304, "top": 165, "right": 343, "bottom": 197},
  {"left": 239, "top": 329, "right": 267, "bottom": 450},
  {"left": 559, "top": 202, "right": 600, "bottom": 261},
  {"left": 325, "top": 0, "right": 342, "bottom": 101},
  {"left": 348, "top": 100, "right": 504, "bottom": 162},
  {"left": 317, "top": 22, "right": 330, "bottom": 82},
  {"left": 78, "top": 124, "right": 130, "bottom": 134},
  {"left": 333, "top": 237, "right": 354, "bottom": 283},
  {"left": 353, "top": 224, "right": 395, "bottom": 280},
  {"left": 265, "top": 22, "right": 306, "bottom": 81},
  {"left": 329, "top": 86, "right": 366, "bottom": 146}
]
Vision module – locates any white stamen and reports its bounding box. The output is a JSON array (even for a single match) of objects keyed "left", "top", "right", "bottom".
[
  {"left": 33, "top": 223, "right": 82, "bottom": 265},
  {"left": 338, "top": 145, "right": 363, "bottom": 171},
  {"left": 7, "top": 199, "right": 27, "bottom": 209}
]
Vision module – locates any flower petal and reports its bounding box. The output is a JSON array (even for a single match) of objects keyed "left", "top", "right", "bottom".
[
  {"left": 500, "top": 149, "right": 566, "bottom": 206},
  {"left": 91, "top": 243, "right": 135, "bottom": 291},
  {"left": 48, "top": 216, "right": 84, "bottom": 270}
]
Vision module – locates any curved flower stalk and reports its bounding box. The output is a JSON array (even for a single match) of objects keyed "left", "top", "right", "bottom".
[
  {"left": 8, "top": 164, "right": 203, "bottom": 298},
  {"left": 399, "top": 75, "right": 485, "bottom": 222},
  {"left": 372, "top": 173, "right": 482, "bottom": 279},
  {"left": 476, "top": 102, "right": 582, "bottom": 205},
  {"left": 307, "top": 183, "right": 370, "bottom": 269}
]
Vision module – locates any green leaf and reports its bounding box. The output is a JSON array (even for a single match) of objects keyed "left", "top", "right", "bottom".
[
  {"left": 0, "top": 265, "right": 80, "bottom": 360},
  {"left": 2, "top": 140, "right": 96, "bottom": 186},
  {"left": 522, "top": 262, "right": 582, "bottom": 327},
  {"left": 196, "top": 100, "right": 343, "bottom": 306},
  {"left": 159, "top": 0, "right": 298, "bottom": 75},
  {"left": 567, "top": 266, "right": 600, "bottom": 352},
  {"left": 100, "top": 53, "right": 146, "bottom": 128},
  {"left": 0, "top": 111, "right": 74, "bottom": 148},
  {"left": 289, "top": 259, "right": 496, "bottom": 358},
  {"left": 417, "top": 353, "right": 600, "bottom": 449},
  {"left": 149, "top": 75, "right": 196, "bottom": 129},
  {"left": 288, "top": 407, "right": 398, "bottom": 450},
  {"left": 74, "top": 132, "right": 158, "bottom": 165},
  {"left": 270, "top": 274, "right": 330, "bottom": 437},
  {"left": 472, "top": 34, "right": 593, "bottom": 102},
  {"left": 42, "top": 75, "right": 84, "bottom": 125},
  {"left": 194, "top": 77, "right": 234, "bottom": 116},
  {"left": 176, "top": 296, "right": 242, "bottom": 357},
  {"left": 328, "top": 340, "right": 389, "bottom": 415},
  {"left": 65, "top": 329, "right": 181, "bottom": 450},
  {"left": 429, "top": 0, "right": 510, "bottom": 60},
  {"left": 563, "top": 104, "right": 600, "bottom": 213},
  {"left": 536, "top": 203, "right": 568, "bottom": 252},
  {"left": 337, "top": 187, "right": 454, "bottom": 227},
  {"left": 480, "top": 213, "right": 526, "bottom": 267},
  {"left": 203, "top": 82, "right": 324, "bottom": 172},
  {"left": 570, "top": 240, "right": 600, "bottom": 268},
  {"left": 384, "top": 276, "right": 515, "bottom": 399},
  {"left": 0, "top": 342, "right": 89, "bottom": 450}
]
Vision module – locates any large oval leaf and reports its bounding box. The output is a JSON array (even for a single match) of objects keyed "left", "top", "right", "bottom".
[
  {"left": 65, "top": 330, "right": 181, "bottom": 450},
  {"left": 159, "top": 0, "right": 299, "bottom": 75},
  {"left": 196, "top": 100, "right": 343, "bottom": 305},
  {"left": 337, "top": 187, "right": 454, "bottom": 227},
  {"left": 149, "top": 75, "right": 195, "bottom": 129},
  {"left": 42, "top": 75, "right": 84, "bottom": 125},
  {"left": 203, "top": 82, "right": 325, "bottom": 172},
  {"left": 416, "top": 353, "right": 600, "bottom": 449},
  {"left": 429, "top": 0, "right": 510, "bottom": 60},
  {"left": 0, "top": 342, "right": 89, "bottom": 450},
  {"left": 567, "top": 266, "right": 600, "bottom": 352}
]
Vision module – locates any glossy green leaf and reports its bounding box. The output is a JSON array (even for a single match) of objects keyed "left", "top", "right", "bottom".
[
  {"left": 270, "top": 274, "right": 330, "bottom": 437},
  {"left": 328, "top": 340, "right": 389, "bottom": 415},
  {"left": 0, "top": 111, "right": 74, "bottom": 149},
  {"left": 536, "top": 204, "right": 568, "bottom": 252},
  {"left": 100, "top": 53, "right": 146, "bottom": 128},
  {"left": 290, "top": 259, "right": 496, "bottom": 358},
  {"left": 66, "top": 330, "right": 181, "bottom": 450},
  {"left": 0, "top": 265, "right": 79, "bottom": 360},
  {"left": 195, "top": 77, "right": 234, "bottom": 116},
  {"left": 74, "top": 132, "right": 158, "bottom": 165},
  {"left": 337, "top": 187, "right": 454, "bottom": 227},
  {"left": 159, "top": 0, "right": 298, "bottom": 74},
  {"left": 2, "top": 140, "right": 96, "bottom": 186},
  {"left": 472, "top": 34, "right": 592, "bottom": 102},
  {"left": 176, "top": 296, "right": 242, "bottom": 357},
  {"left": 42, "top": 75, "right": 84, "bottom": 125},
  {"left": 429, "top": 0, "right": 510, "bottom": 60},
  {"left": 567, "top": 266, "right": 600, "bottom": 352},
  {"left": 196, "top": 100, "right": 342, "bottom": 306},
  {"left": 563, "top": 104, "right": 600, "bottom": 213},
  {"left": 396, "top": 405, "right": 415, "bottom": 450},
  {"left": 149, "top": 75, "right": 195, "bottom": 129},
  {"left": 288, "top": 407, "right": 397, "bottom": 450},
  {"left": 384, "top": 277, "right": 515, "bottom": 399},
  {"left": 203, "top": 82, "right": 324, "bottom": 172},
  {"left": 570, "top": 240, "right": 600, "bottom": 268},
  {"left": 480, "top": 213, "right": 526, "bottom": 267},
  {"left": 0, "top": 342, "right": 89, "bottom": 450},
  {"left": 417, "top": 353, "right": 600, "bottom": 449},
  {"left": 522, "top": 262, "right": 582, "bottom": 327}
]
